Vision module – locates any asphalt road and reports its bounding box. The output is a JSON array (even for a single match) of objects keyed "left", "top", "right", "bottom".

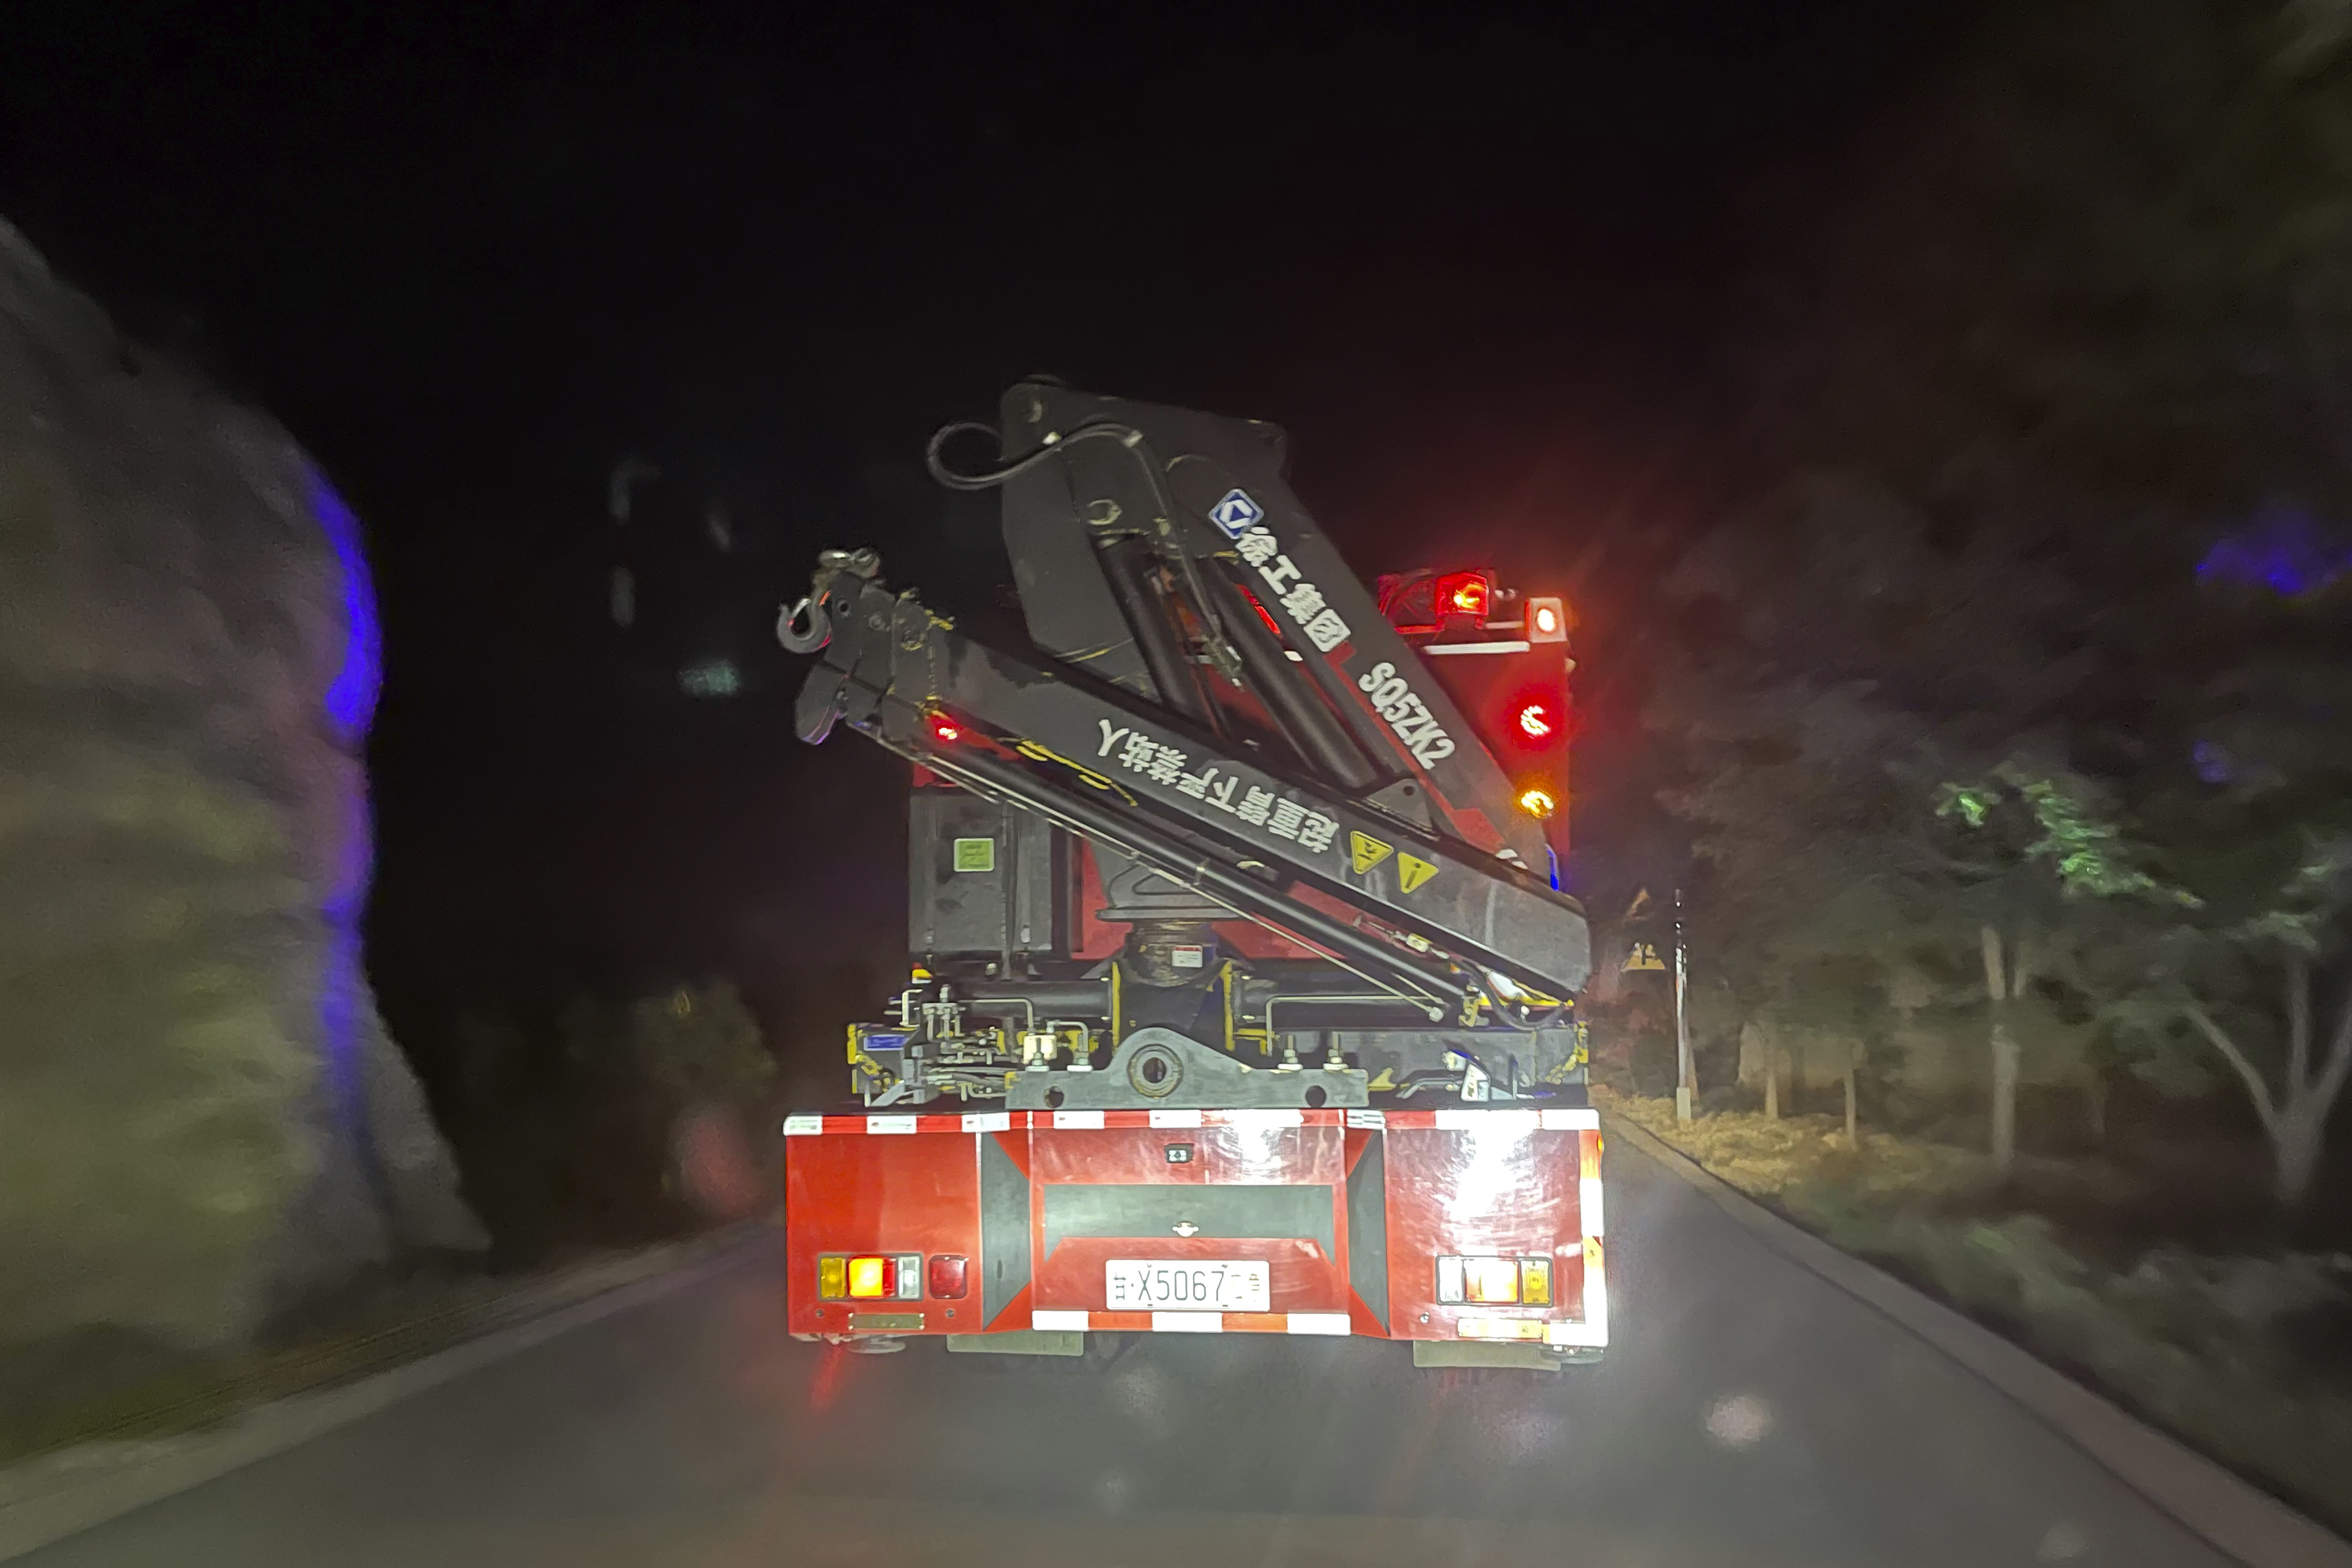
[{"left": 22, "top": 1140, "right": 2237, "bottom": 1568}]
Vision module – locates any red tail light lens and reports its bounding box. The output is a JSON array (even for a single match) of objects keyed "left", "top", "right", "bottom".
[
  {"left": 1435, "top": 571, "right": 1491, "bottom": 620},
  {"left": 927, "top": 1254, "right": 969, "bottom": 1299},
  {"left": 929, "top": 714, "right": 961, "bottom": 743},
  {"left": 1518, "top": 701, "right": 1556, "bottom": 740}
]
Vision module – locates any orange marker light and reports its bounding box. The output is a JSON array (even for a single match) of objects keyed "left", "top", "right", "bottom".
[{"left": 1517, "top": 786, "right": 1557, "bottom": 819}]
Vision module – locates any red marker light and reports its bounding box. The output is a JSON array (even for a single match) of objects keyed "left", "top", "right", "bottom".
[
  {"left": 930, "top": 715, "right": 961, "bottom": 743},
  {"left": 1518, "top": 702, "right": 1555, "bottom": 740},
  {"left": 927, "top": 1254, "right": 969, "bottom": 1299}
]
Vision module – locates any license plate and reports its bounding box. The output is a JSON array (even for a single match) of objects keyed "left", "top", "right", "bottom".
[{"left": 1105, "top": 1259, "right": 1270, "bottom": 1313}]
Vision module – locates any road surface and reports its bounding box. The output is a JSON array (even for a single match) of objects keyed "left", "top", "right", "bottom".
[{"left": 22, "top": 1139, "right": 2236, "bottom": 1568}]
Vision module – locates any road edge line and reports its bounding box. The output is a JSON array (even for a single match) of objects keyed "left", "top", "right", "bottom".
[
  {"left": 1608, "top": 1115, "right": 2352, "bottom": 1568},
  {"left": 0, "top": 1228, "right": 772, "bottom": 1564}
]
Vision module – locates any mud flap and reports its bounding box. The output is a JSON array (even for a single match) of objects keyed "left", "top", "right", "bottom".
[
  {"left": 946, "top": 1330, "right": 1085, "bottom": 1357},
  {"left": 1412, "top": 1339, "right": 1592, "bottom": 1372}
]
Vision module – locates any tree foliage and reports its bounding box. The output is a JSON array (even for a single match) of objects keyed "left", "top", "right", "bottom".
[{"left": 1646, "top": 0, "right": 2352, "bottom": 1198}]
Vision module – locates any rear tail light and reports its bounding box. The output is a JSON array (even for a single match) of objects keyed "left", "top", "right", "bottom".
[
  {"left": 927, "top": 1254, "right": 969, "bottom": 1299},
  {"left": 824, "top": 1253, "right": 923, "bottom": 1301},
  {"left": 1435, "top": 1255, "right": 1553, "bottom": 1307}
]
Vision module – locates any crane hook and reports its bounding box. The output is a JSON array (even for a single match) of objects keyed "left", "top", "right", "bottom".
[{"left": 777, "top": 596, "right": 831, "bottom": 654}]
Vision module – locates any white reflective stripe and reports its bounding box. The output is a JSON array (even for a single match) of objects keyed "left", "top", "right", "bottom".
[
  {"left": 1435, "top": 1108, "right": 1539, "bottom": 1134},
  {"left": 1544, "top": 1318, "right": 1607, "bottom": 1346},
  {"left": 962, "top": 1111, "right": 1011, "bottom": 1133},
  {"left": 1344, "top": 1109, "right": 1386, "bottom": 1130},
  {"left": 866, "top": 1115, "right": 918, "bottom": 1134},
  {"left": 1032, "top": 1310, "right": 1090, "bottom": 1331},
  {"left": 1053, "top": 1109, "right": 1106, "bottom": 1130},
  {"left": 1285, "top": 1313, "right": 1351, "bottom": 1336},
  {"left": 781, "top": 1114, "right": 825, "bottom": 1136},
  {"left": 1581, "top": 1176, "right": 1606, "bottom": 1236},
  {"left": 1581, "top": 1267, "right": 1608, "bottom": 1342},
  {"left": 1541, "top": 1107, "right": 1601, "bottom": 1130},
  {"left": 1148, "top": 1108, "right": 1204, "bottom": 1128},
  {"left": 1422, "top": 641, "right": 1531, "bottom": 655},
  {"left": 1152, "top": 1312, "right": 1225, "bottom": 1333},
  {"left": 1220, "top": 1109, "right": 1303, "bottom": 1128}
]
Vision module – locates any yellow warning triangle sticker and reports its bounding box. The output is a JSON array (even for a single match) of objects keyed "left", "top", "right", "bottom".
[
  {"left": 1397, "top": 853, "right": 1438, "bottom": 893},
  {"left": 1350, "top": 831, "right": 1393, "bottom": 875}
]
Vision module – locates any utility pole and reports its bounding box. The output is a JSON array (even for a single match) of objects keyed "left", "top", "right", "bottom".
[{"left": 1674, "top": 886, "right": 1695, "bottom": 1123}]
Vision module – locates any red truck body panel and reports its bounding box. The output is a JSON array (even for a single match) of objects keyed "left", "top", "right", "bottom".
[{"left": 783, "top": 1106, "right": 1605, "bottom": 1347}]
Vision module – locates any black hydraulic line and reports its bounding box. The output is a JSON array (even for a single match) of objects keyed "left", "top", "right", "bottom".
[
  {"left": 1097, "top": 536, "right": 1213, "bottom": 728},
  {"left": 1203, "top": 562, "right": 1382, "bottom": 793},
  {"left": 930, "top": 743, "right": 1457, "bottom": 1019}
]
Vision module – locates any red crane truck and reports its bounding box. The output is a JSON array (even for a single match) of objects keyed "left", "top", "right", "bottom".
[{"left": 776, "top": 383, "right": 1603, "bottom": 1370}]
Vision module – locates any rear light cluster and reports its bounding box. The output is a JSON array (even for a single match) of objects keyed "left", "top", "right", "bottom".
[
  {"left": 1435, "top": 1255, "right": 1552, "bottom": 1307},
  {"left": 817, "top": 1253, "right": 968, "bottom": 1301}
]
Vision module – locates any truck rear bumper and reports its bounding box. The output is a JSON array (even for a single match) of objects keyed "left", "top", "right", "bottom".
[{"left": 783, "top": 1105, "right": 1606, "bottom": 1352}]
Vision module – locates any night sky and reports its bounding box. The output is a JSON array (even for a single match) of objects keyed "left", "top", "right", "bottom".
[{"left": 0, "top": 2, "right": 1953, "bottom": 1081}]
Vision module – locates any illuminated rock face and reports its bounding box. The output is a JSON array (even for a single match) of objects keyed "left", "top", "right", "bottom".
[{"left": 0, "top": 220, "right": 481, "bottom": 1359}]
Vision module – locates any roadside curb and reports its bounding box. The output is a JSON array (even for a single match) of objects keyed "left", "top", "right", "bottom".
[
  {"left": 0, "top": 1225, "right": 774, "bottom": 1564},
  {"left": 1606, "top": 1114, "right": 2352, "bottom": 1568}
]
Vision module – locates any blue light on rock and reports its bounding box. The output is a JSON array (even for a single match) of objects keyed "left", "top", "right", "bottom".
[{"left": 309, "top": 467, "right": 381, "bottom": 743}]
